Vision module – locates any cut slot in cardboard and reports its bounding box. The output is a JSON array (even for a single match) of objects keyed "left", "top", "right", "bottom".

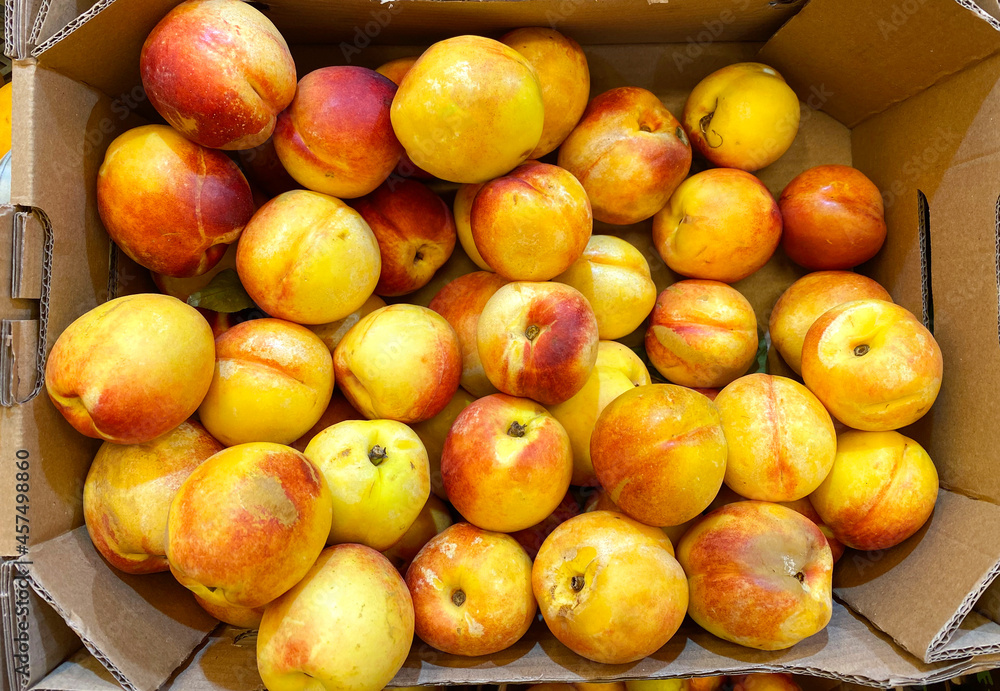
[{"left": 5, "top": 0, "right": 1000, "bottom": 689}]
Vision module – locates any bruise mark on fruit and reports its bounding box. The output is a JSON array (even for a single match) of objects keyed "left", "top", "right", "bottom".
[{"left": 238, "top": 474, "right": 298, "bottom": 527}]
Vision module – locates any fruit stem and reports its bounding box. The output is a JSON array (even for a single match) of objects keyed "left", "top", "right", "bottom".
[
  {"left": 369, "top": 445, "right": 388, "bottom": 466},
  {"left": 525, "top": 324, "right": 540, "bottom": 340},
  {"left": 508, "top": 421, "right": 527, "bottom": 438},
  {"left": 571, "top": 575, "right": 585, "bottom": 592},
  {"left": 854, "top": 344, "right": 870, "bottom": 357},
  {"left": 795, "top": 572, "right": 805, "bottom": 583},
  {"left": 451, "top": 589, "right": 466, "bottom": 607}
]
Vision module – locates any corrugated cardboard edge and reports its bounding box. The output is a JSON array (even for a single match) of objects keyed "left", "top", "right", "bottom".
[
  {"left": 26, "top": 615, "right": 1000, "bottom": 691},
  {"left": 29, "top": 0, "right": 115, "bottom": 57},
  {"left": 21, "top": 576, "right": 139, "bottom": 691},
  {"left": 1, "top": 560, "right": 80, "bottom": 691},
  {"left": 1, "top": 207, "right": 53, "bottom": 406},
  {"left": 758, "top": 0, "right": 1000, "bottom": 128},
  {"left": 28, "top": 0, "right": 55, "bottom": 46},
  {"left": 22, "top": 529, "right": 217, "bottom": 691},
  {"left": 957, "top": 0, "right": 1000, "bottom": 30},
  {"left": 927, "top": 560, "right": 1000, "bottom": 661}
]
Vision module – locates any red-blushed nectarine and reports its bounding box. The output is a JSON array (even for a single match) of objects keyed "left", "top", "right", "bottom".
[
  {"left": 98, "top": 125, "right": 253, "bottom": 278},
  {"left": 645, "top": 280, "right": 758, "bottom": 388},
  {"left": 45, "top": 294, "right": 215, "bottom": 445},
  {"left": 810, "top": 430, "right": 938, "bottom": 551},
  {"left": 83, "top": 421, "right": 222, "bottom": 574},
  {"left": 532, "top": 511, "right": 688, "bottom": 664},
  {"left": 274, "top": 66, "right": 402, "bottom": 198},
  {"left": 334, "top": 304, "right": 462, "bottom": 423},
  {"left": 591, "top": 384, "right": 727, "bottom": 527},
  {"left": 780, "top": 165, "right": 887, "bottom": 270},
  {"left": 471, "top": 161, "right": 592, "bottom": 281},
  {"left": 677, "top": 501, "right": 833, "bottom": 650},
  {"left": 559, "top": 86, "right": 691, "bottom": 225},
  {"left": 257, "top": 545, "right": 413, "bottom": 691},
  {"left": 167, "top": 442, "right": 333, "bottom": 609},
  {"left": 442, "top": 393, "right": 572, "bottom": 532},
  {"left": 653, "top": 168, "right": 782, "bottom": 283},
  {"left": 353, "top": 178, "right": 457, "bottom": 297},
  {"left": 406, "top": 523, "right": 536, "bottom": 656},
  {"left": 801, "top": 299, "right": 942, "bottom": 431},
  {"left": 477, "top": 281, "right": 599, "bottom": 405},
  {"left": 429, "top": 271, "right": 509, "bottom": 397},
  {"left": 140, "top": 0, "right": 296, "bottom": 150}
]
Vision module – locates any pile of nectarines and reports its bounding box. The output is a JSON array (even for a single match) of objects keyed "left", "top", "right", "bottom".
[{"left": 44, "top": 0, "right": 944, "bottom": 687}]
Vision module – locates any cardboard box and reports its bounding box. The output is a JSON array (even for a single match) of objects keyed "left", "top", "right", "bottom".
[{"left": 6, "top": 0, "right": 1000, "bottom": 688}]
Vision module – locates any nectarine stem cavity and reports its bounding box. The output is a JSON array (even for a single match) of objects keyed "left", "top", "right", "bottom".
[
  {"left": 571, "top": 575, "right": 585, "bottom": 592},
  {"left": 451, "top": 589, "right": 466, "bottom": 607},
  {"left": 854, "top": 344, "right": 870, "bottom": 357},
  {"left": 368, "top": 445, "right": 388, "bottom": 466},
  {"left": 507, "top": 421, "right": 527, "bottom": 438},
  {"left": 525, "top": 324, "right": 540, "bottom": 340}
]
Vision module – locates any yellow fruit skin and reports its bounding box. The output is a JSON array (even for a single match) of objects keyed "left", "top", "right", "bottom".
[{"left": 390, "top": 35, "right": 544, "bottom": 184}]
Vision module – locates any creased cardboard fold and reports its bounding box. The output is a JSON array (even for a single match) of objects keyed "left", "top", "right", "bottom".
[{"left": 8, "top": 0, "right": 1000, "bottom": 689}]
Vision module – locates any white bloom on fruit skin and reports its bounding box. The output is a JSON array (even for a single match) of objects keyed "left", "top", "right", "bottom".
[
  {"left": 464, "top": 611, "right": 485, "bottom": 637},
  {"left": 440, "top": 541, "right": 457, "bottom": 559}
]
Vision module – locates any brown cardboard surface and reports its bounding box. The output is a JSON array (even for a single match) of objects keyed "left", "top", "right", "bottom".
[
  {"left": 835, "top": 490, "right": 1000, "bottom": 662},
  {"left": 30, "top": 0, "right": 805, "bottom": 101},
  {"left": 758, "top": 0, "right": 1000, "bottom": 128},
  {"left": 26, "top": 606, "right": 1000, "bottom": 691},
  {"left": 25, "top": 528, "right": 216, "bottom": 691},
  {"left": 5, "top": 0, "right": 47, "bottom": 59},
  {"left": 10, "top": 0, "right": 1000, "bottom": 688},
  {"left": 853, "top": 46, "right": 1000, "bottom": 503},
  {"left": 0, "top": 59, "right": 150, "bottom": 557},
  {"left": 1, "top": 560, "right": 80, "bottom": 691}
]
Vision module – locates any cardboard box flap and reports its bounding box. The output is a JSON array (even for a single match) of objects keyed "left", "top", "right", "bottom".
[
  {"left": 24, "top": 606, "right": 1000, "bottom": 691},
  {"left": 758, "top": 0, "right": 1000, "bottom": 128},
  {"left": 1, "top": 561, "right": 81, "bottom": 691},
  {"left": 4, "top": 0, "right": 48, "bottom": 59},
  {"left": 0, "top": 59, "right": 149, "bottom": 558},
  {"left": 851, "top": 43, "right": 1000, "bottom": 505},
  {"left": 25, "top": 528, "right": 217, "bottom": 691},
  {"left": 29, "top": 0, "right": 807, "bottom": 104},
  {"left": 918, "top": 58, "right": 1000, "bottom": 503},
  {"left": 834, "top": 490, "right": 1000, "bottom": 663}
]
